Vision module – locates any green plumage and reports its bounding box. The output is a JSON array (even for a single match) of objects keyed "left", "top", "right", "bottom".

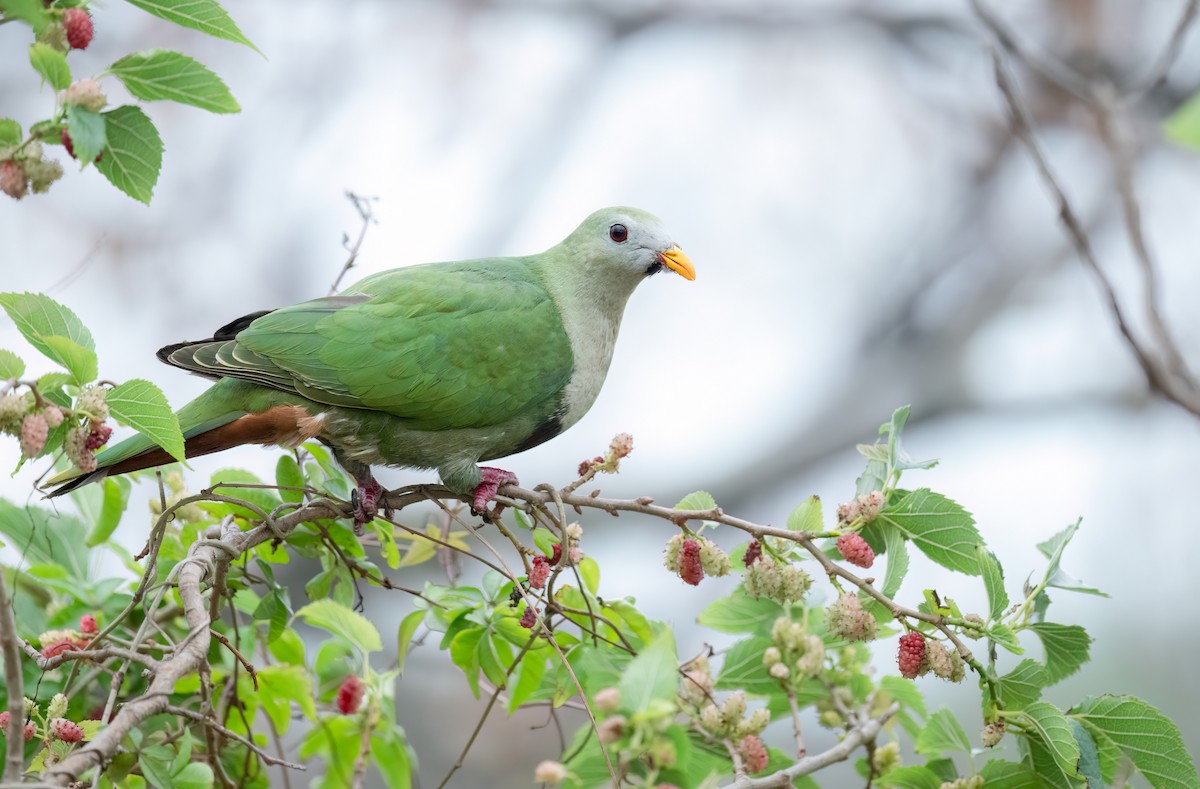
[{"left": 46, "top": 207, "right": 694, "bottom": 502}]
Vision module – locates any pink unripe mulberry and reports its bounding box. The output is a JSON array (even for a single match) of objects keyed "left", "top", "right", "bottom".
[
  {"left": 836, "top": 532, "right": 875, "bottom": 569},
  {"left": 0, "top": 712, "right": 36, "bottom": 741},
  {"left": 65, "top": 424, "right": 96, "bottom": 473},
  {"left": 738, "top": 734, "right": 768, "bottom": 774},
  {"left": 897, "top": 632, "right": 926, "bottom": 679},
  {"left": 0, "top": 160, "right": 28, "bottom": 200},
  {"left": 42, "top": 638, "right": 83, "bottom": 660},
  {"left": 20, "top": 412, "right": 49, "bottom": 458},
  {"left": 42, "top": 406, "right": 66, "bottom": 429},
  {"left": 609, "top": 432, "right": 634, "bottom": 459},
  {"left": 742, "top": 540, "right": 762, "bottom": 568},
  {"left": 63, "top": 8, "right": 93, "bottom": 49},
  {"left": 79, "top": 614, "right": 97, "bottom": 635},
  {"left": 519, "top": 604, "right": 539, "bottom": 629},
  {"left": 529, "top": 555, "right": 551, "bottom": 589},
  {"left": 679, "top": 538, "right": 704, "bottom": 586},
  {"left": 336, "top": 675, "right": 364, "bottom": 714},
  {"left": 50, "top": 718, "right": 84, "bottom": 742},
  {"left": 85, "top": 422, "right": 112, "bottom": 450}
]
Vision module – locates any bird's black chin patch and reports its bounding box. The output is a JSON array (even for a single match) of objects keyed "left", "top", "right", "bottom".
[{"left": 644, "top": 261, "right": 664, "bottom": 277}]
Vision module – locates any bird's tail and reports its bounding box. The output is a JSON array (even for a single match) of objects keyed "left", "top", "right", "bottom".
[{"left": 44, "top": 380, "right": 259, "bottom": 497}]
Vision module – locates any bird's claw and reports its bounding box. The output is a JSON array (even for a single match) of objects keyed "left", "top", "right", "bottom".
[
  {"left": 471, "top": 467, "right": 519, "bottom": 518},
  {"left": 350, "top": 480, "right": 388, "bottom": 535}
]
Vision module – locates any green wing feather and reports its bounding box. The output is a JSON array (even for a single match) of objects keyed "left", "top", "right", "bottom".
[{"left": 215, "top": 258, "right": 573, "bottom": 430}]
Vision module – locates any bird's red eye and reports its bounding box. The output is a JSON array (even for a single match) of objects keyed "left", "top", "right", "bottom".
[{"left": 609, "top": 224, "right": 628, "bottom": 243}]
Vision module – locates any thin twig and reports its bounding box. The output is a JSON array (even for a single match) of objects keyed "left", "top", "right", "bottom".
[
  {"left": 0, "top": 573, "right": 25, "bottom": 781},
  {"left": 328, "top": 191, "right": 378, "bottom": 295}
]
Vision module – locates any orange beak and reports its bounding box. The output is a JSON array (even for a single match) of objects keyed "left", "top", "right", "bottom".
[{"left": 659, "top": 246, "right": 696, "bottom": 281}]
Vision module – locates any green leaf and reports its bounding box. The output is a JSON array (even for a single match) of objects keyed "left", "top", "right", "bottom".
[
  {"left": 396, "top": 609, "right": 423, "bottom": 675},
  {"left": 696, "top": 586, "right": 783, "bottom": 636},
  {"left": 1071, "top": 719, "right": 1105, "bottom": 788},
  {"left": 674, "top": 490, "right": 716, "bottom": 511},
  {"left": 1022, "top": 702, "right": 1082, "bottom": 782},
  {"left": 295, "top": 599, "right": 382, "bottom": 654},
  {"left": 0, "top": 292, "right": 95, "bottom": 367},
  {"left": 987, "top": 622, "right": 1024, "bottom": 655},
  {"left": 1029, "top": 623, "right": 1091, "bottom": 684},
  {"left": 449, "top": 627, "right": 483, "bottom": 697},
  {"left": 258, "top": 664, "right": 317, "bottom": 733},
  {"left": 29, "top": 43, "right": 71, "bottom": 90},
  {"left": 618, "top": 629, "right": 678, "bottom": 711},
  {"left": 876, "top": 765, "right": 943, "bottom": 789},
  {"left": 267, "top": 627, "right": 305, "bottom": 666},
  {"left": 880, "top": 675, "right": 927, "bottom": 719},
  {"left": 714, "top": 636, "right": 777, "bottom": 695},
  {"left": 879, "top": 523, "right": 909, "bottom": 599},
  {"left": 914, "top": 708, "right": 972, "bottom": 757},
  {"left": 370, "top": 728, "right": 413, "bottom": 789},
  {"left": 107, "top": 378, "right": 185, "bottom": 462},
  {"left": 66, "top": 104, "right": 106, "bottom": 165},
  {"left": 508, "top": 648, "right": 550, "bottom": 712},
  {"left": 86, "top": 476, "right": 131, "bottom": 546},
  {"left": 0, "top": 0, "right": 51, "bottom": 33},
  {"left": 0, "top": 119, "right": 21, "bottom": 147},
  {"left": 274, "top": 454, "right": 305, "bottom": 503},
  {"left": 978, "top": 545, "right": 1008, "bottom": 621},
  {"left": 138, "top": 744, "right": 177, "bottom": 788},
  {"left": 41, "top": 334, "right": 97, "bottom": 385},
  {"left": 171, "top": 762, "right": 214, "bottom": 789},
  {"left": 110, "top": 50, "right": 240, "bottom": 113},
  {"left": 878, "top": 489, "right": 983, "bottom": 575},
  {"left": 95, "top": 105, "right": 163, "bottom": 204},
  {"left": 786, "top": 495, "right": 823, "bottom": 532},
  {"left": 1165, "top": 90, "right": 1200, "bottom": 151},
  {"left": 1071, "top": 695, "right": 1199, "bottom": 789},
  {"left": 578, "top": 555, "right": 600, "bottom": 594},
  {"left": 0, "top": 500, "right": 90, "bottom": 581},
  {"left": 121, "top": 0, "right": 259, "bottom": 51},
  {"left": 977, "top": 759, "right": 1043, "bottom": 788},
  {"left": 996, "top": 659, "right": 1047, "bottom": 711},
  {"left": 0, "top": 349, "right": 24, "bottom": 379}
]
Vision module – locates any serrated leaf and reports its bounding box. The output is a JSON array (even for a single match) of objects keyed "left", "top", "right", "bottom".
[
  {"left": 1029, "top": 623, "right": 1091, "bottom": 684},
  {"left": 1071, "top": 719, "right": 1105, "bottom": 788},
  {"left": 110, "top": 50, "right": 240, "bottom": 113},
  {"left": 29, "top": 42, "right": 71, "bottom": 90},
  {"left": 786, "top": 495, "right": 823, "bottom": 532},
  {"left": 1071, "top": 695, "right": 1199, "bottom": 789},
  {"left": 674, "top": 490, "right": 716, "bottom": 511},
  {"left": 0, "top": 119, "right": 21, "bottom": 146},
  {"left": 618, "top": 629, "right": 677, "bottom": 711},
  {"left": 878, "top": 489, "right": 983, "bottom": 575},
  {"left": 1165, "top": 90, "right": 1200, "bottom": 151},
  {"left": 0, "top": 500, "right": 89, "bottom": 580},
  {"left": 66, "top": 104, "right": 106, "bottom": 165},
  {"left": 696, "top": 586, "right": 784, "bottom": 636},
  {"left": 978, "top": 545, "right": 1008, "bottom": 621},
  {"left": 257, "top": 664, "right": 317, "bottom": 734},
  {"left": 0, "top": 292, "right": 95, "bottom": 367},
  {"left": 915, "top": 708, "right": 972, "bottom": 757},
  {"left": 41, "top": 335, "right": 97, "bottom": 385},
  {"left": 95, "top": 105, "right": 163, "bottom": 204},
  {"left": 0, "top": 0, "right": 51, "bottom": 33},
  {"left": 880, "top": 523, "right": 909, "bottom": 599},
  {"left": 122, "top": 0, "right": 259, "bottom": 51},
  {"left": 295, "top": 599, "right": 382, "bottom": 654},
  {"left": 1023, "top": 702, "right": 1083, "bottom": 782},
  {"left": 0, "top": 349, "right": 24, "bottom": 379},
  {"left": 106, "top": 378, "right": 185, "bottom": 462},
  {"left": 996, "top": 659, "right": 1047, "bottom": 711},
  {"left": 371, "top": 728, "right": 414, "bottom": 789}
]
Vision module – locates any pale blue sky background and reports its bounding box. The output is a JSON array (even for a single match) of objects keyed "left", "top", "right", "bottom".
[{"left": 3, "top": 1, "right": 1200, "bottom": 785}]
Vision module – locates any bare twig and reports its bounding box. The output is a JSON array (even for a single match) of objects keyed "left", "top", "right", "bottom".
[
  {"left": 328, "top": 191, "right": 377, "bottom": 295},
  {"left": 0, "top": 573, "right": 26, "bottom": 782}
]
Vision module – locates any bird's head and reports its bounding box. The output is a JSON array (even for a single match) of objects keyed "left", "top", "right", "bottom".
[{"left": 562, "top": 207, "right": 696, "bottom": 289}]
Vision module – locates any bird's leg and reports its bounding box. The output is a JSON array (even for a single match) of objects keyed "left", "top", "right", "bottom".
[{"left": 471, "top": 466, "right": 519, "bottom": 516}]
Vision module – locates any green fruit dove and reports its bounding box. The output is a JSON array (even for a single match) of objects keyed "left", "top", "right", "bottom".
[{"left": 47, "top": 207, "right": 695, "bottom": 525}]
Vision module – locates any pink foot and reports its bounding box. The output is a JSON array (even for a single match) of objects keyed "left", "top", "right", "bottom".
[
  {"left": 351, "top": 479, "right": 388, "bottom": 532},
  {"left": 472, "top": 467, "right": 519, "bottom": 515}
]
